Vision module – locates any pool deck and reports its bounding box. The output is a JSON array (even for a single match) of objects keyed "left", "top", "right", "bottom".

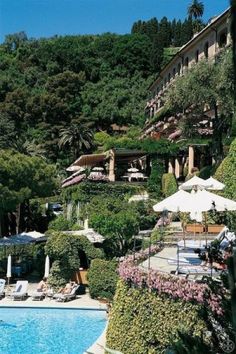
[{"left": 0, "top": 282, "right": 107, "bottom": 310}]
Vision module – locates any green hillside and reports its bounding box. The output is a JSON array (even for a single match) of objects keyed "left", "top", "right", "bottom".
[{"left": 0, "top": 17, "right": 196, "bottom": 166}]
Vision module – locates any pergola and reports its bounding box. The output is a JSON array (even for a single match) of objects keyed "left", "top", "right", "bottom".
[{"left": 67, "top": 149, "right": 148, "bottom": 182}]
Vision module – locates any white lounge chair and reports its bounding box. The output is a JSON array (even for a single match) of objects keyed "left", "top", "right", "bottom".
[
  {"left": 31, "top": 290, "right": 45, "bottom": 301},
  {"left": 177, "top": 240, "right": 212, "bottom": 250},
  {"left": 178, "top": 266, "right": 220, "bottom": 278},
  {"left": 168, "top": 256, "right": 201, "bottom": 265},
  {"left": 0, "top": 279, "right": 6, "bottom": 299},
  {"left": 53, "top": 284, "right": 79, "bottom": 302},
  {"left": 11, "top": 280, "right": 28, "bottom": 300}
]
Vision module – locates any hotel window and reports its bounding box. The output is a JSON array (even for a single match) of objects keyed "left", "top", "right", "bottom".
[
  {"left": 168, "top": 73, "right": 171, "bottom": 83},
  {"left": 184, "top": 57, "right": 189, "bottom": 69},
  {"left": 218, "top": 30, "right": 227, "bottom": 48},
  {"left": 177, "top": 63, "right": 181, "bottom": 75},
  {"left": 195, "top": 49, "right": 199, "bottom": 63},
  {"left": 204, "top": 42, "right": 209, "bottom": 59}
]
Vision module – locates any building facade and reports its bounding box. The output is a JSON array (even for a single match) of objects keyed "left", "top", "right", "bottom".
[{"left": 145, "top": 8, "right": 231, "bottom": 119}]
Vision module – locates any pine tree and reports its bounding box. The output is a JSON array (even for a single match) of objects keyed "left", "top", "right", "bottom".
[
  {"left": 159, "top": 17, "right": 172, "bottom": 47},
  {"left": 146, "top": 17, "right": 159, "bottom": 41},
  {"left": 174, "top": 20, "right": 183, "bottom": 46},
  {"left": 181, "top": 18, "right": 193, "bottom": 44}
]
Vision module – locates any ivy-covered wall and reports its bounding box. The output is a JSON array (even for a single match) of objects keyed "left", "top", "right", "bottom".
[
  {"left": 61, "top": 181, "right": 147, "bottom": 223},
  {"left": 61, "top": 181, "right": 145, "bottom": 204},
  {"left": 106, "top": 280, "right": 208, "bottom": 354},
  {"left": 161, "top": 173, "right": 178, "bottom": 197}
]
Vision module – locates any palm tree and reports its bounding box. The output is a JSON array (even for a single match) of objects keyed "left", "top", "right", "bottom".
[
  {"left": 12, "top": 137, "right": 46, "bottom": 159},
  {"left": 59, "top": 122, "right": 94, "bottom": 160},
  {"left": 187, "top": 0, "right": 204, "bottom": 20}
]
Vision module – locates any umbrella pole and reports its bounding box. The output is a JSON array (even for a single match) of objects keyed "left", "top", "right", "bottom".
[
  {"left": 7, "top": 277, "right": 10, "bottom": 292},
  {"left": 177, "top": 244, "right": 180, "bottom": 274},
  {"left": 204, "top": 213, "right": 208, "bottom": 247},
  {"left": 183, "top": 225, "right": 186, "bottom": 249},
  {"left": 148, "top": 235, "right": 151, "bottom": 269},
  {"left": 133, "top": 234, "right": 136, "bottom": 261}
]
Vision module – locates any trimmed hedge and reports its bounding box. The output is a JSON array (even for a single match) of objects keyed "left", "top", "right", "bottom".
[
  {"left": 214, "top": 139, "right": 236, "bottom": 230},
  {"left": 147, "top": 158, "right": 164, "bottom": 198},
  {"left": 106, "top": 280, "right": 208, "bottom": 354},
  {"left": 214, "top": 138, "right": 236, "bottom": 200},
  {"left": 61, "top": 181, "right": 144, "bottom": 204},
  {"left": 161, "top": 173, "right": 178, "bottom": 197},
  {"left": 87, "top": 259, "right": 118, "bottom": 300}
]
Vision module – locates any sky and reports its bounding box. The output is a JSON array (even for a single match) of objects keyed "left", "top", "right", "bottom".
[{"left": 0, "top": 0, "right": 230, "bottom": 43}]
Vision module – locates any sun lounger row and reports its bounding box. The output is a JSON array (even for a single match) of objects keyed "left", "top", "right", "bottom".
[
  {"left": 0, "top": 280, "right": 82, "bottom": 302},
  {"left": 32, "top": 284, "right": 80, "bottom": 302}
]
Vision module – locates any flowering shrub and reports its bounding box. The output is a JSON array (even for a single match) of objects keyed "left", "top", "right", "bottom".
[
  {"left": 118, "top": 247, "right": 225, "bottom": 315},
  {"left": 107, "top": 280, "right": 208, "bottom": 354}
]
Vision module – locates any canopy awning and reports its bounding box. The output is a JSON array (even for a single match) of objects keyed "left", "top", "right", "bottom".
[
  {"left": 62, "top": 174, "right": 86, "bottom": 188},
  {"left": 68, "top": 149, "right": 147, "bottom": 170},
  {"left": 0, "top": 231, "right": 46, "bottom": 246},
  {"left": 63, "top": 229, "right": 104, "bottom": 243},
  {"left": 71, "top": 154, "right": 107, "bottom": 168}
]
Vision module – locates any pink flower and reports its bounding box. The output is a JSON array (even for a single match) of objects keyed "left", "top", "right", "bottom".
[{"left": 118, "top": 246, "right": 226, "bottom": 315}]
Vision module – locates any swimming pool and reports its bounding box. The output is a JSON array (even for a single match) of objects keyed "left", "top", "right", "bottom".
[{"left": 0, "top": 307, "right": 106, "bottom": 354}]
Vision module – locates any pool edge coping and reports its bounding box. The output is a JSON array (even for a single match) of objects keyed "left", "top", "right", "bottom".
[
  {"left": 84, "top": 323, "right": 108, "bottom": 354},
  {"left": 0, "top": 304, "right": 107, "bottom": 311}
]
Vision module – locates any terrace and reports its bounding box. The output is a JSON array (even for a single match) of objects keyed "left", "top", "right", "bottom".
[{"left": 63, "top": 148, "right": 150, "bottom": 187}]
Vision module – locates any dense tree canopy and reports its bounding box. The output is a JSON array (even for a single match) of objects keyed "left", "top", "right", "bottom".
[
  {"left": 0, "top": 149, "right": 58, "bottom": 235},
  {"left": 0, "top": 15, "right": 201, "bottom": 166},
  {"left": 0, "top": 150, "right": 57, "bottom": 211}
]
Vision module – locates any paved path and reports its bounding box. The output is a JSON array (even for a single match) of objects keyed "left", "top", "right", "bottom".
[{"left": 141, "top": 247, "right": 177, "bottom": 273}]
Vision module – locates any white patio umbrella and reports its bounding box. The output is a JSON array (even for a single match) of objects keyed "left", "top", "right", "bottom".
[
  {"left": 128, "top": 167, "right": 139, "bottom": 172},
  {"left": 153, "top": 190, "right": 194, "bottom": 248},
  {"left": 92, "top": 167, "right": 104, "bottom": 171},
  {"left": 186, "top": 189, "right": 236, "bottom": 245},
  {"left": 6, "top": 255, "right": 11, "bottom": 284},
  {"left": 205, "top": 177, "right": 225, "bottom": 191},
  {"left": 179, "top": 176, "right": 210, "bottom": 190},
  {"left": 44, "top": 255, "right": 50, "bottom": 278},
  {"left": 189, "top": 189, "right": 236, "bottom": 213},
  {"left": 66, "top": 165, "right": 82, "bottom": 172},
  {"left": 153, "top": 190, "right": 193, "bottom": 212}
]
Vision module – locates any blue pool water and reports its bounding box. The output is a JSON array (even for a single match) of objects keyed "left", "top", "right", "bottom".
[{"left": 0, "top": 307, "right": 106, "bottom": 354}]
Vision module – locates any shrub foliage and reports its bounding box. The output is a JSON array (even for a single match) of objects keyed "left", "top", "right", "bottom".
[
  {"left": 87, "top": 259, "right": 118, "bottom": 300},
  {"left": 45, "top": 231, "right": 103, "bottom": 288},
  {"left": 161, "top": 173, "right": 178, "bottom": 197},
  {"left": 106, "top": 280, "right": 208, "bottom": 354},
  {"left": 214, "top": 138, "right": 236, "bottom": 200}
]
